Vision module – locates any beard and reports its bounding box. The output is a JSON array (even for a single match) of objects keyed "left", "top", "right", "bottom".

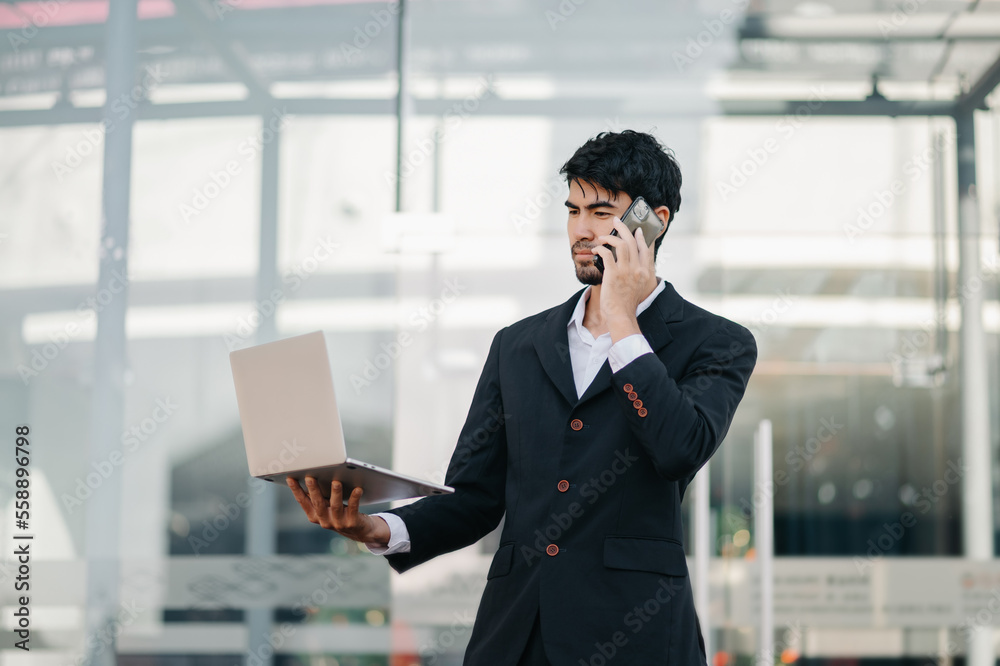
[{"left": 573, "top": 245, "right": 603, "bottom": 286}]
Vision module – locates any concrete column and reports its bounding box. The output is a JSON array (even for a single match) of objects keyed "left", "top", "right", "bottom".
[
  {"left": 84, "top": 0, "right": 138, "bottom": 663},
  {"left": 245, "top": 114, "right": 281, "bottom": 666}
]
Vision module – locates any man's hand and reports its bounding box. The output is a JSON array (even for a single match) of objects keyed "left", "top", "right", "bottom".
[
  {"left": 286, "top": 476, "right": 391, "bottom": 547},
  {"left": 591, "top": 217, "right": 657, "bottom": 341}
]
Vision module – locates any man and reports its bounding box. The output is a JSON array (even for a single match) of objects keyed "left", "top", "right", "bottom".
[{"left": 288, "top": 129, "right": 757, "bottom": 664}]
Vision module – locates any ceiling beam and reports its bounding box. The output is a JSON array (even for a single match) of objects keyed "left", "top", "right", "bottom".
[
  {"left": 720, "top": 98, "right": 956, "bottom": 117},
  {"left": 170, "top": 0, "right": 272, "bottom": 103},
  {"left": 1, "top": 95, "right": 964, "bottom": 128},
  {"left": 737, "top": 13, "right": 1000, "bottom": 42},
  {"left": 956, "top": 51, "right": 1000, "bottom": 113},
  {"left": 0, "top": 95, "right": 720, "bottom": 127}
]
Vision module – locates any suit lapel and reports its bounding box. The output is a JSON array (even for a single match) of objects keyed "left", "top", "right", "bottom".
[
  {"left": 531, "top": 289, "right": 584, "bottom": 408},
  {"left": 532, "top": 280, "right": 687, "bottom": 408}
]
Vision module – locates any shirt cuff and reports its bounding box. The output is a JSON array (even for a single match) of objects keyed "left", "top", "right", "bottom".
[
  {"left": 608, "top": 333, "right": 654, "bottom": 373},
  {"left": 364, "top": 512, "right": 411, "bottom": 555}
]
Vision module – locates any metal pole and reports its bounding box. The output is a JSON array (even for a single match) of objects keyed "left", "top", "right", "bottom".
[
  {"left": 754, "top": 419, "right": 773, "bottom": 666},
  {"left": 394, "top": 0, "right": 408, "bottom": 212},
  {"left": 932, "top": 127, "right": 950, "bottom": 556},
  {"left": 955, "top": 108, "right": 995, "bottom": 666},
  {"left": 255, "top": 114, "right": 281, "bottom": 346},
  {"left": 693, "top": 462, "right": 712, "bottom": 661},
  {"left": 83, "top": 1, "right": 138, "bottom": 663},
  {"left": 245, "top": 113, "right": 281, "bottom": 666},
  {"left": 933, "top": 128, "right": 949, "bottom": 373}
]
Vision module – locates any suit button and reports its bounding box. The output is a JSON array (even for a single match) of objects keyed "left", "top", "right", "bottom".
[
  {"left": 557, "top": 479, "right": 570, "bottom": 492},
  {"left": 623, "top": 383, "right": 634, "bottom": 393},
  {"left": 637, "top": 407, "right": 648, "bottom": 417},
  {"left": 633, "top": 399, "right": 643, "bottom": 409},
  {"left": 570, "top": 418, "right": 583, "bottom": 431},
  {"left": 628, "top": 391, "right": 638, "bottom": 401},
  {"left": 546, "top": 544, "right": 559, "bottom": 556}
]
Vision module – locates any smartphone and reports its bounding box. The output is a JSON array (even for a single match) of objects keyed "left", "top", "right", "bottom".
[{"left": 592, "top": 196, "right": 664, "bottom": 272}]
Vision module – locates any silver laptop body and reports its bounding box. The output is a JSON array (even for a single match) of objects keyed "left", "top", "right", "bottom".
[{"left": 229, "top": 330, "right": 454, "bottom": 505}]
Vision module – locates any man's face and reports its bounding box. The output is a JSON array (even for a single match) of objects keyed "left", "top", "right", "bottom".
[{"left": 565, "top": 179, "right": 633, "bottom": 286}]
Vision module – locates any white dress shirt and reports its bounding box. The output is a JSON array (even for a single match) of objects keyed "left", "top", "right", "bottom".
[{"left": 366, "top": 278, "right": 665, "bottom": 555}]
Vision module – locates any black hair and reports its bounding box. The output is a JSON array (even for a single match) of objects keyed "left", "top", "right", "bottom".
[{"left": 558, "top": 129, "right": 682, "bottom": 260}]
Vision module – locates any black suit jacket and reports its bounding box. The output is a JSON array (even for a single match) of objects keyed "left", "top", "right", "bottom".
[{"left": 386, "top": 279, "right": 757, "bottom": 665}]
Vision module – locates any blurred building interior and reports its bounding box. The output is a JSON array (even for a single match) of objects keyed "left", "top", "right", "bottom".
[{"left": 5, "top": 0, "right": 1000, "bottom": 664}]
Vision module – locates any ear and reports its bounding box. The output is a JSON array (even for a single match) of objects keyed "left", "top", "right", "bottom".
[{"left": 653, "top": 206, "right": 671, "bottom": 238}]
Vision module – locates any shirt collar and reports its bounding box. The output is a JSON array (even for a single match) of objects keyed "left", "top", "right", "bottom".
[{"left": 567, "top": 277, "right": 665, "bottom": 340}]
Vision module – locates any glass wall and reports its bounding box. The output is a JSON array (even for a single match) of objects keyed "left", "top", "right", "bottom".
[{"left": 2, "top": 1, "right": 1000, "bottom": 664}]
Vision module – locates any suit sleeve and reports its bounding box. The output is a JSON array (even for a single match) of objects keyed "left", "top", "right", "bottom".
[
  {"left": 610, "top": 321, "right": 757, "bottom": 481},
  {"left": 382, "top": 327, "right": 509, "bottom": 573}
]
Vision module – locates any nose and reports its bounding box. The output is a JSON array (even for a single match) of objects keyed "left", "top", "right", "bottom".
[{"left": 570, "top": 214, "right": 599, "bottom": 245}]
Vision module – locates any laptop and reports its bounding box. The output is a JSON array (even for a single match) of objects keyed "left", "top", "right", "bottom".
[{"left": 229, "top": 330, "right": 455, "bottom": 505}]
